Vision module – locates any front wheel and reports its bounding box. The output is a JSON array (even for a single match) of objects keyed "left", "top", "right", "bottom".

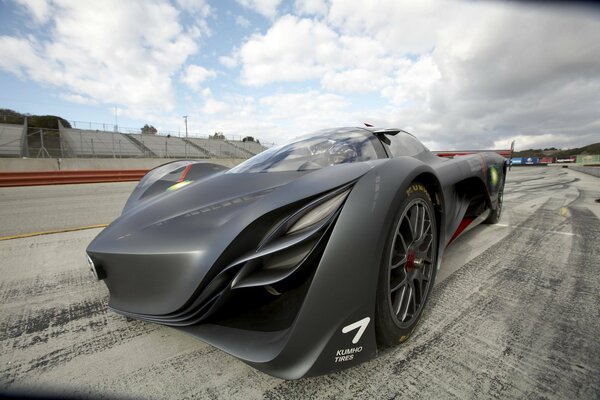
[{"left": 375, "top": 183, "right": 438, "bottom": 347}]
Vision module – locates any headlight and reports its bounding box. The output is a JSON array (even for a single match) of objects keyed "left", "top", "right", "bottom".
[{"left": 287, "top": 189, "right": 350, "bottom": 234}]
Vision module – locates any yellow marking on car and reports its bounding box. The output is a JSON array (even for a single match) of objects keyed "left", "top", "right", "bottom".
[
  {"left": 490, "top": 166, "right": 499, "bottom": 186},
  {"left": 167, "top": 180, "right": 192, "bottom": 192},
  {"left": 0, "top": 224, "right": 108, "bottom": 241}
]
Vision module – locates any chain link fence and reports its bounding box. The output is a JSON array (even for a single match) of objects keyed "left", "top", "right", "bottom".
[{"left": 69, "top": 120, "right": 274, "bottom": 145}]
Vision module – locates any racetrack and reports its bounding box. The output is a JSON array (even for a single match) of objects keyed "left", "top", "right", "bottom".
[{"left": 1, "top": 167, "right": 599, "bottom": 399}]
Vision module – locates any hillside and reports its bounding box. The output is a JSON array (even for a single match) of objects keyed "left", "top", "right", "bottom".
[
  {"left": 0, "top": 108, "right": 71, "bottom": 129},
  {"left": 512, "top": 143, "right": 600, "bottom": 158},
  {"left": 0, "top": 108, "right": 71, "bottom": 157}
]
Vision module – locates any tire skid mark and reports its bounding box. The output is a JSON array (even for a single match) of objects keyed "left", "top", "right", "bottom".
[
  {"left": 1, "top": 319, "right": 157, "bottom": 385},
  {"left": 0, "top": 298, "right": 107, "bottom": 343},
  {"left": 545, "top": 206, "right": 600, "bottom": 399},
  {"left": 105, "top": 346, "right": 280, "bottom": 400},
  {"left": 0, "top": 270, "right": 97, "bottom": 303},
  {"left": 0, "top": 265, "right": 157, "bottom": 386},
  {"left": 509, "top": 179, "right": 580, "bottom": 193},
  {"left": 27, "top": 319, "right": 156, "bottom": 372}
]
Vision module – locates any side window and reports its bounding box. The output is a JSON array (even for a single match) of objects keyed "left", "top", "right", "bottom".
[
  {"left": 386, "top": 134, "right": 426, "bottom": 157},
  {"left": 367, "top": 135, "right": 388, "bottom": 159}
]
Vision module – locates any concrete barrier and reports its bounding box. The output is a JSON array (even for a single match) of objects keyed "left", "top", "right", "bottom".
[
  {"left": 569, "top": 166, "right": 600, "bottom": 178},
  {"left": 0, "top": 158, "right": 246, "bottom": 172}
]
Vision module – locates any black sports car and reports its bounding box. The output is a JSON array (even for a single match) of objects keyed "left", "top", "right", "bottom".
[{"left": 86, "top": 127, "right": 507, "bottom": 379}]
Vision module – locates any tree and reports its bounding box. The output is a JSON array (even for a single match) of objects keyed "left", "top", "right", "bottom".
[
  {"left": 0, "top": 108, "right": 71, "bottom": 128},
  {"left": 141, "top": 124, "right": 157, "bottom": 135},
  {"left": 242, "top": 136, "right": 255, "bottom": 142},
  {"left": 209, "top": 132, "right": 226, "bottom": 140}
]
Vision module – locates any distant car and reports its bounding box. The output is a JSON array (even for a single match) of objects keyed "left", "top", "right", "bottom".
[{"left": 86, "top": 127, "right": 507, "bottom": 379}]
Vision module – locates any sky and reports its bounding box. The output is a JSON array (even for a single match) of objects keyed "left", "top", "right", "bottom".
[{"left": 0, "top": 0, "right": 599, "bottom": 150}]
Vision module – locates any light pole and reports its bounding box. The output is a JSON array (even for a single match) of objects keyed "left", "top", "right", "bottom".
[
  {"left": 114, "top": 106, "right": 119, "bottom": 132},
  {"left": 183, "top": 115, "right": 188, "bottom": 158}
]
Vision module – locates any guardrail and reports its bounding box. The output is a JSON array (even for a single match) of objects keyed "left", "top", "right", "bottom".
[
  {"left": 0, "top": 169, "right": 148, "bottom": 187},
  {"left": 433, "top": 149, "right": 512, "bottom": 158}
]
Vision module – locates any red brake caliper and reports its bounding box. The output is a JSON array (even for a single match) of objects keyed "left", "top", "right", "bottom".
[{"left": 406, "top": 250, "right": 415, "bottom": 272}]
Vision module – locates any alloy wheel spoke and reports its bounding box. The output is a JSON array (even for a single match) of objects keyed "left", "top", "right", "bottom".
[
  {"left": 419, "top": 222, "right": 431, "bottom": 243},
  {"left": 390, "top": 275, "right": 408, "bottom": 293},
  {"left": 418, "top": 205, "right": 426, "bottom": 241},
  {"left": 410, "top": 205, "right": 420, "bottom": 241},
  {"left": 393, "top": 285, "right": 407, "bottom": 315},
  {"left": 399, "top": 283, "right": 413, "bottom": 322},
  {"left": 391, "top": 254, "right": 407, "bottom": 269},
  {"left": 410, "top": 281, "right": 418, "bottom": 315},
  {"left": 397, "top": 233, "right": 409, "bottom": 253},
  {"left": 404, "top": 214, "right": 414, "bottom": 242},
  {"left": 420, "top": 232, "right": 434, "bottom": 252}
]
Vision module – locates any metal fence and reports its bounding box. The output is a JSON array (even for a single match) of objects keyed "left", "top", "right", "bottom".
[{"left": 69, "top": 120, "right": 275, "bottom": 145}]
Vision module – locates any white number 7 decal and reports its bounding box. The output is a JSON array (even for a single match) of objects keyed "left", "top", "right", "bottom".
[{"left": 342, "top": 317, "right": 370, "bottom": 344}]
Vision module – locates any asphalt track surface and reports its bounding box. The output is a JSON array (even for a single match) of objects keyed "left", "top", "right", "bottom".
[{"left": 1, "top": 167, "right": 599, "bottom": 399}]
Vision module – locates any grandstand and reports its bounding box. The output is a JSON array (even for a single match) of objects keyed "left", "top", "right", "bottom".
[
  {"left": 186, "top": 138, "right": 252, "bottom": 158},
  {"left": 59, "top": 122, "right": 145, "bottom": 157},
  {"left": 230, "top": 140, "right": 267, "bottom": 156},
  {"left": 128, "top": 134, "right": 208, "bottom": 158},
  {"left": 0, "top": 120, "right": 268, "bottom": 159},
  {"left": 0, "top": 123, "right": 26, "bottom": 157}
]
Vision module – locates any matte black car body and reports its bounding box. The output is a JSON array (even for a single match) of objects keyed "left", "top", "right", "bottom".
[{"left": 87, "top": 127, "right": 506, "bottom": 379}]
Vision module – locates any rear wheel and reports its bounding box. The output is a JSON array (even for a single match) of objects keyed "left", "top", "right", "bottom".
[
  {"left": 375, "top": 184, "right": 438, "bottom": 347},
  {"left": 485, "top": 176, "right": 504, "bottom": 224}
]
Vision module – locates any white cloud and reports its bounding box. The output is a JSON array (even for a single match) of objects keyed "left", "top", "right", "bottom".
[
  {"left": 238, "top": 15, "right": 394, "bottom": 91},
  {"left": 181, "top": 64, "right": 217, "bottom": 90},
  {"left": 59, "top": 92, "right": 99, "bottom": 105},
  {"left": 235, "top": 15, "right": 251, "bottom": 28},
  {"left": 294, "top": 0, "right": 328, "bottom": 17},
  {"left": 0, "top": 0, "right": 204, "bottom": 116},
  {"left": 202, "top": 98, "right": 230, "bottom": 115},
  {"left": 326, "top": 0, "right": 487, "bottom": 55},
  {"left": 14, "top": 0, "right": 51, "bottom": 24},
  {"left": 219, "top": 55, "right": 239, "bottom": 68},
  {"left": 381, "top": 56, "right": 441, "bottom": 105},
  {"left": 321, "top": 68, "right": 392, "bottom": 94},
  {"left": 175, "top": 0, "right": 211, "bottom": 17},
  {"left": 260, "top": 90, "right": 348, "bottom": 119},
  {"left": 0, "top": 36, "right": 44, "bottom": 78},
  {"left": 235, "top": 0, "right": 281, "bottom": 19}
]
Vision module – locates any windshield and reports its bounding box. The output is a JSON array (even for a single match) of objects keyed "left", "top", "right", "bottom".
[{"left": 228, "top": 128, "right": 381, "bottom": 173}]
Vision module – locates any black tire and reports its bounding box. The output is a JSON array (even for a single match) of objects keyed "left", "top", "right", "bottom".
[
  {"left": 375, "top": 183, "right": 438, "bottom": 348},
  {"left": 485, "top": 176, "right": 504, "bottom": 224}
]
